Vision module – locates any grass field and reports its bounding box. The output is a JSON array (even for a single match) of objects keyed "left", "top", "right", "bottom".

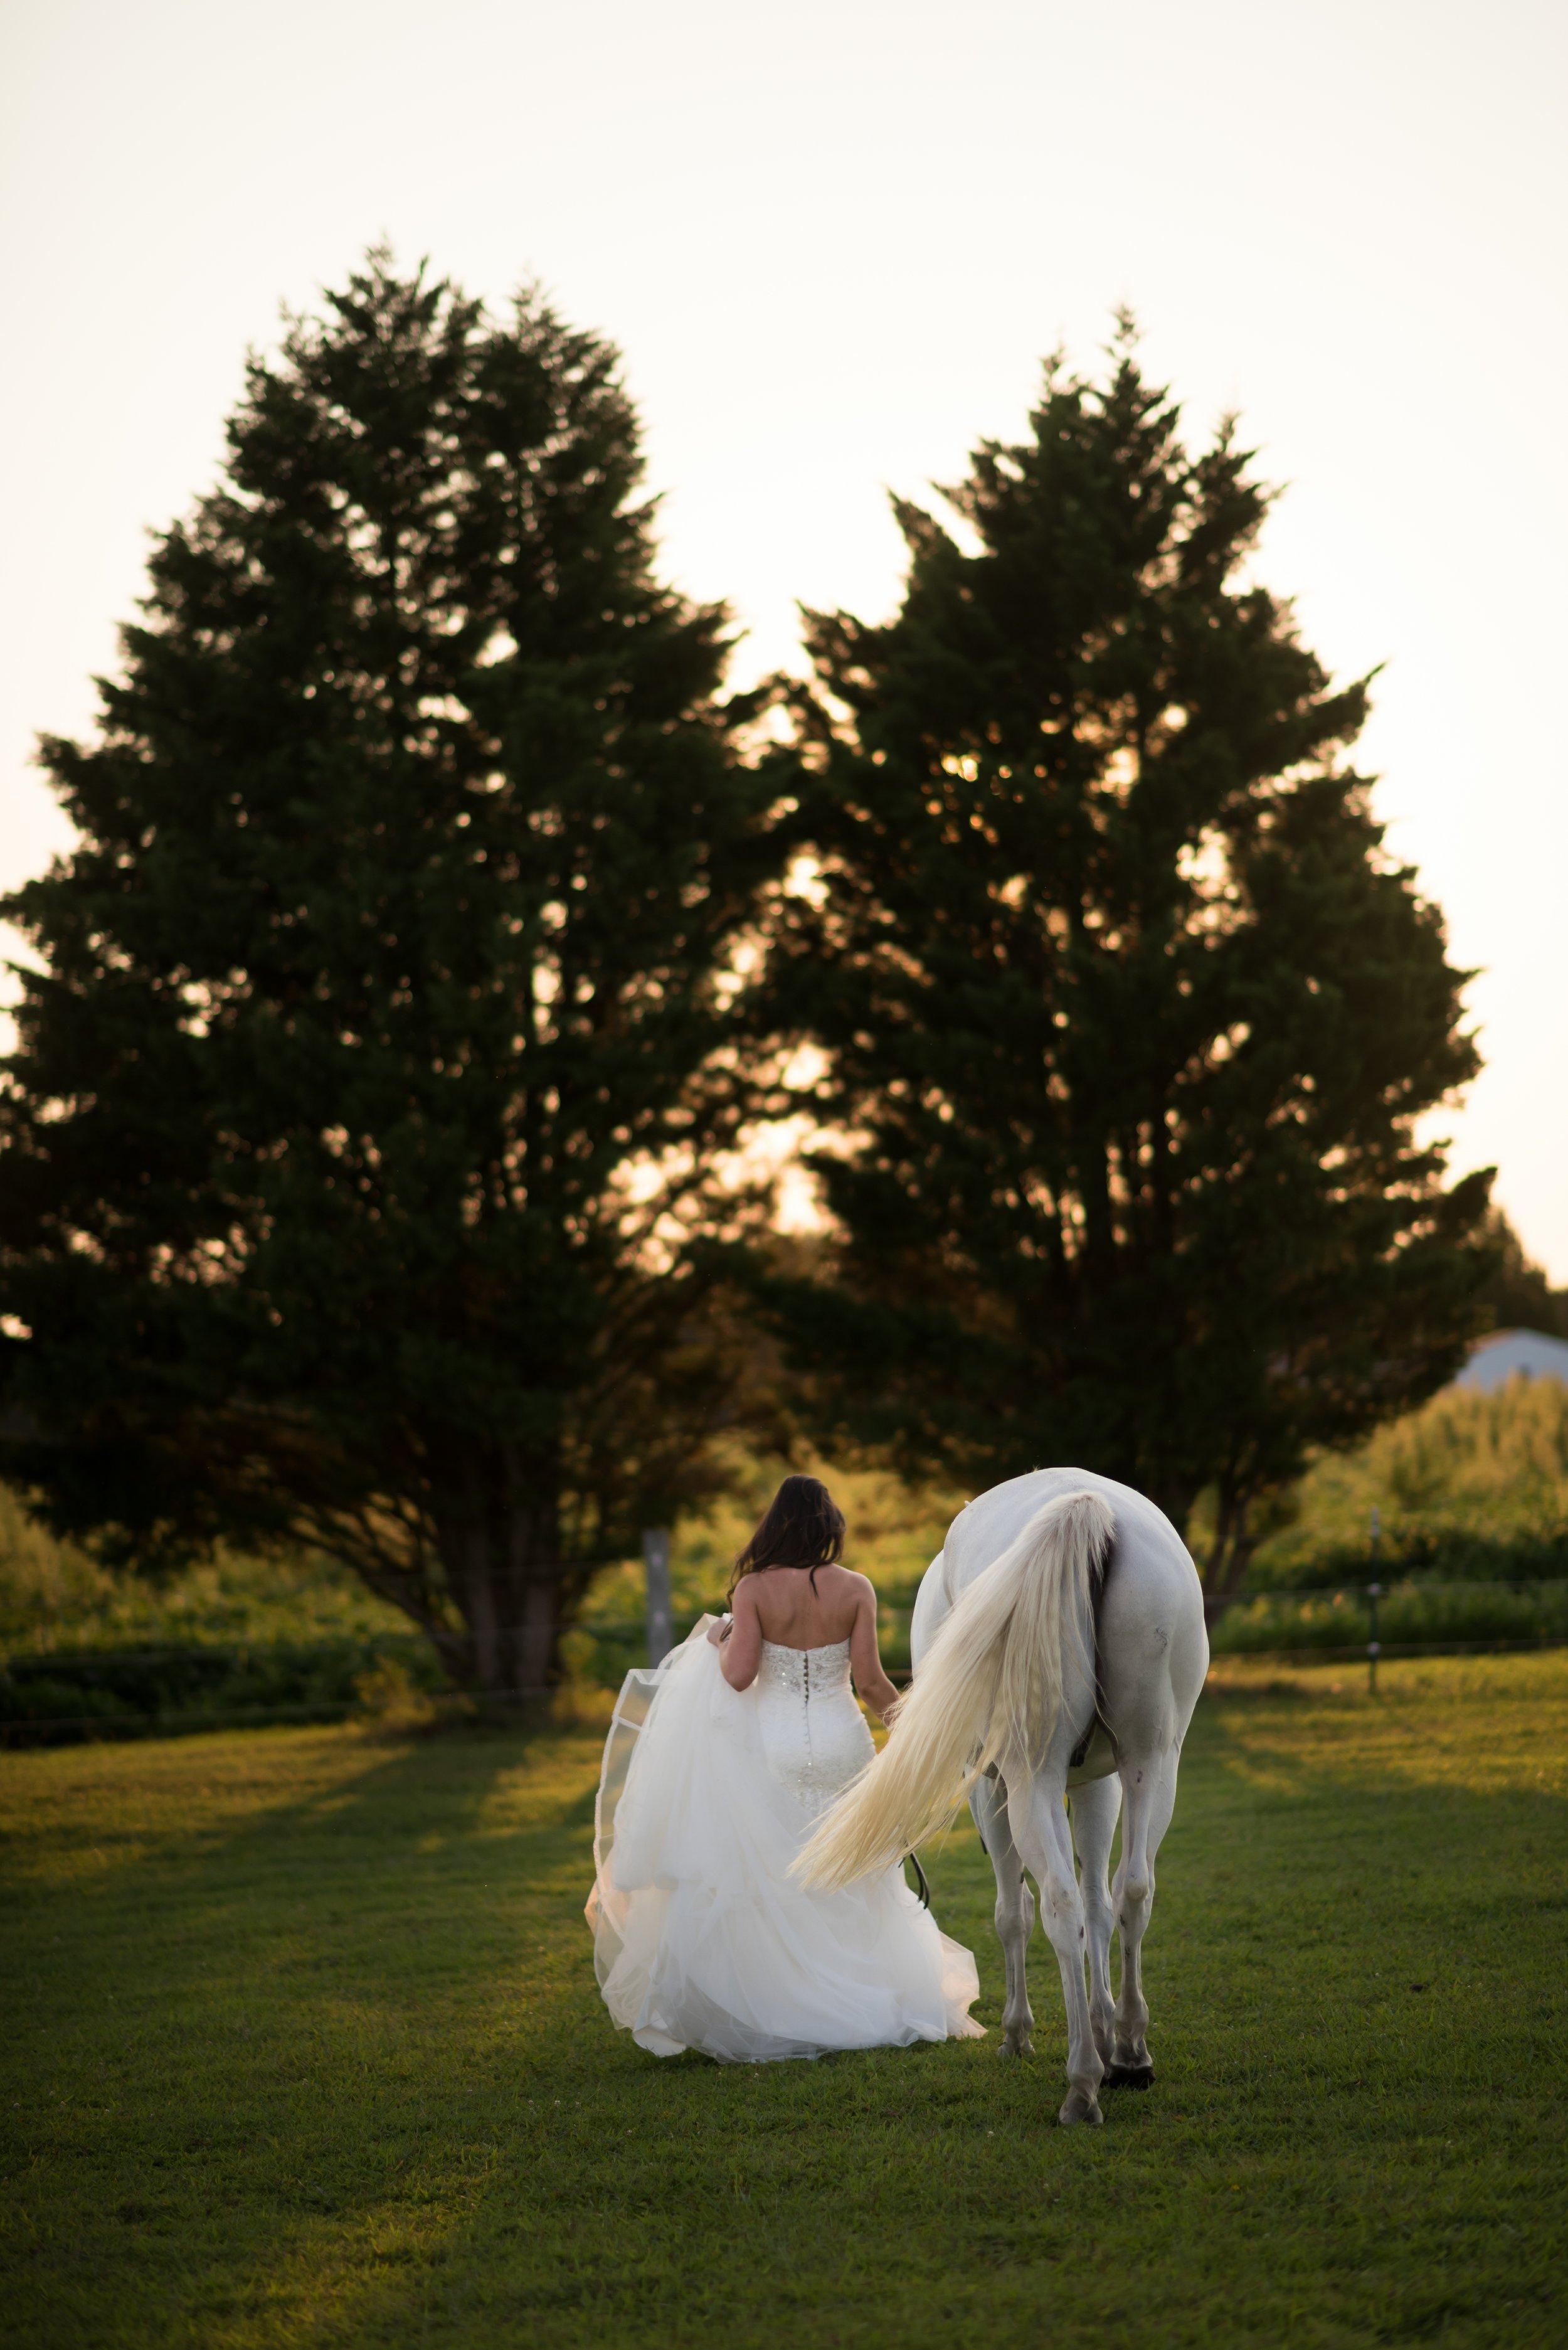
[{"left": 3, "top": 1654, "right": 1565, "bottom": 2349}]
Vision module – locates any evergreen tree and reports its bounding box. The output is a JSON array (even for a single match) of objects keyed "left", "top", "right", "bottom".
[
  {"left": 764, "top": 328, "right": 1493, "bottom": 1591},
  {"left": 0, "top": 253, "right": 783, "bottom": 1688},
  {"left": 1475, "top": 1210, "right": 1568, "bottom": 1341}
]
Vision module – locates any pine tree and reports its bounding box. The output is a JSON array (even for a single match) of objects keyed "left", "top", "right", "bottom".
[
  {"left": 0, "top": 253, "right": 783, "bottom": 1688},
  {"left": 1475, "top": 1210, "right": 1568, "bottom": 1341},
  {"left": 764, "top": 327, "right": 1493, "bottom": 1591}
]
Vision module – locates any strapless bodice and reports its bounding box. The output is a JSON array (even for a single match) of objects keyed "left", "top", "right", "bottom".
[
  {"left": 756, "top": 1637, "right": 854, "bottom": 1696},
  {"left": 753, "top": 1637, "right": 872, "bottom": 1819}
]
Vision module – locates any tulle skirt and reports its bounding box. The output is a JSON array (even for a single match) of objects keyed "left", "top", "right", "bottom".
[{"left": 586, "top": 1619, "right": 983, "bottom": 2062}]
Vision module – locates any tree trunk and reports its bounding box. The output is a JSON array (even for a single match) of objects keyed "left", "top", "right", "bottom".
[
  {"left": 432, "top": 1449, "right": 566, "bottom": 1695},
  {"left": 1201, "top": 1483, "right": 1237, "bottom": 1622},
  {"left": 1147, "top": 1481, "right": 1197, "bottom": 1563},
  {"left": 506, "top": 1501, "right": 564, "bottom": 1694},
  {"left": 1202, "top": 1481, "right": 1262, "bottom": 1625}
]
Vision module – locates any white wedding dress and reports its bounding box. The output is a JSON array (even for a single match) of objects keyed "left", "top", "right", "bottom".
[{"left": 586, "top": 1616, "right": 983, "bottom": 2062}]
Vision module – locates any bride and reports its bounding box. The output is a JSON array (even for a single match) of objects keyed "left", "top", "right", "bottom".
[{"left": 586, "top": 1475, "right": 983, "bottom": 2061}]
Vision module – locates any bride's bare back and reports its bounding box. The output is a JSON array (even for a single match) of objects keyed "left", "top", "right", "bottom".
[
  {"left": 713, "top": 1563, "right": 900, "bottom": 1722},
  {"left": 746, "top": 1561, "right": 863, "bottom": 1646}
]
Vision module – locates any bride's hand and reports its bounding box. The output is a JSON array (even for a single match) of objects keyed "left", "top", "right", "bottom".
[{"left": 706, "top": 1616, "right": 732, "bottom": 1646}]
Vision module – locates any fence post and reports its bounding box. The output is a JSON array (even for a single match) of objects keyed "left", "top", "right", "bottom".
[
  {"left": 1367, "top": 1505, "right": 1382, "bottom": 1697},
  {"left": 642, "top": 1529, "right": 672, "bottom": 1668}
]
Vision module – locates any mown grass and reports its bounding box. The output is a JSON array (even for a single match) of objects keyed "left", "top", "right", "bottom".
[{"left": 2, "top": 1654, "right": 1564, "bottom": 2349}]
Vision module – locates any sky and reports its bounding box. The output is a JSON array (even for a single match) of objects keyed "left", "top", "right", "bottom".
[{"left": 3, "top": 0, "right": 1565, "bottom": 1274}]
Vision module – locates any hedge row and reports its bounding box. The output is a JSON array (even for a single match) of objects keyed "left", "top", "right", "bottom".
[
  {"left": 9, "top": 1579, "right": 1565, "bottom": 1741},
  {"left": 0, "top": 1635, "right": 443, "bottom": 1743},
  {"left": 1207, "top": 1577, "right": 1568, "bottom": 1656},
  {"left": 1250, "top": 1527, "right": 1568, "bottom": 1592}
]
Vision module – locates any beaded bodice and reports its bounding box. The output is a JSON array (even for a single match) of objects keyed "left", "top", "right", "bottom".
[
  {"left": 753, "top": 1638, "right": 872, "bottom": 1821},
  {"left": 756, "top": 1637, "right": 854, "bottom": 1698}
]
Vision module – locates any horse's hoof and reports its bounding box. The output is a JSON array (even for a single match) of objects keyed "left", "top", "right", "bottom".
[
  {"left": 999, "top": 2033, "right": 1034, "bottom": 2059},
  {"left": 1104, "top": 2060, "right": 1154, "bottom": 2090},
  {"left": 1057, "top": 2089, "right": 1104, "bottom": 2127}
]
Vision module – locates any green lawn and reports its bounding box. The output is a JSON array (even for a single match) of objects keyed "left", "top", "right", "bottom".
[{"left": 2, "top": 1655, "right": 1564, "bottom": 2349}]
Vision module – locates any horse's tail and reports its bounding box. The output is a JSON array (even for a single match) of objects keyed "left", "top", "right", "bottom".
[{"left": 793, "top": 1489, "right": 1114, "bottom": 1891}]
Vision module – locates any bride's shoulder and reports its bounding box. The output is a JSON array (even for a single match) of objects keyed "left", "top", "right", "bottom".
[{"left": 823, "top": 1563, "right": 876, "bottom": 1602}]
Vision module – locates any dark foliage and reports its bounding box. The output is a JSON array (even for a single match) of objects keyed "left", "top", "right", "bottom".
[
  {"left": 0, "top": 1635, "right": 442, "bottom": 1745},
  {"left": 761, "top": 326, "right": 1493, "bottom": 1587},
  {"left": 0, "top": 253, "right": 787, "bottom": 1688},
  {"left": 1476, "top": 1210, "right": 1568, "bottom": 1341},
  {"left": 1248, "top": 1523, "right": 1568, "bottom": 1593}
]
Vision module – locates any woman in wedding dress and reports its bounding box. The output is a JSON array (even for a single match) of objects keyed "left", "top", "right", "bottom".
[{"left": 586, "top": 1475, "right": 983, "bottom": 2061}]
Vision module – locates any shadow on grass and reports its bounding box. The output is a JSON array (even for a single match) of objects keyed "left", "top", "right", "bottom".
[
  {"left": 4, "top": 1686, "right": 1567, "bottom": 2349},
  {"left": 364, "top": 1726, "right": 1568, "bottom": 2349},
  {"left": 1, "top": 1721, "right": 610, "bottom": 2346}
]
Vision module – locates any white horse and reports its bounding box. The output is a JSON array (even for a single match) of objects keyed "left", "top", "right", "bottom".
[{"left": 796, "top": 1468, "right": 1208, "bottom": 2126}]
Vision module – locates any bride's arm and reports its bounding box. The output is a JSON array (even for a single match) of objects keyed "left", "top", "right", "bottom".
[
  {"left": 847, "top": 1580, "right": 901, "bottom": 1725},
  {"left": 711, "top": 1581, "right": 764, "bottom": 1691}
]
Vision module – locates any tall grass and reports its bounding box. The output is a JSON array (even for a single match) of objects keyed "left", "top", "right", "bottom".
[
  {"left": 0, "top": 1486, "right": 411, "bottom": 1654},
  {"left": 0, "top": 1490, "right": 435, "bottom": 1742},
  {"left": 1246, "top": 1374, "right": 1568, "bottom": 1589},
  {"left": 8, "top": 1383, "right": 1565, "bottom": 1720},
  {"left": 1, "top": 1455, "right": 964, "bottom": 1735}
]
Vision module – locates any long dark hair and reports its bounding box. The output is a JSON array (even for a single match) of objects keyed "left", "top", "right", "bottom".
[{"left": 728, "top": 1475, "right": 846, "bottom": 1602}]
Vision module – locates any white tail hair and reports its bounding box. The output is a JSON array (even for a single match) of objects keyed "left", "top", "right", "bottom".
[{"left": 793, "top": 1488, "right": 1114, "bottom": 1890}]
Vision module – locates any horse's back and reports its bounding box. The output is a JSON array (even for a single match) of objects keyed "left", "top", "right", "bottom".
[
  {"left": 944, "top": 1467, "right": 1189, "bottom": 1594},
  {"left": 938, "top": 1467, "right": 1207, "bottom": 1731}
]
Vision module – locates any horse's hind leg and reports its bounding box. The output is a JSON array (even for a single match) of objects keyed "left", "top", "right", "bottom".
[
  {"left": 1009, "top": 1770, "right": 1105, "bottom": 2126},
  {"left": 1070, "top": 1775, "right": 1121, "bottom": 2070},
  {"left": 1107, "top": 1750, "right": 1180, "bottom": 2087},
  {"left": 970, "top": 1773, "right": 1036, "bottom": 2057}
]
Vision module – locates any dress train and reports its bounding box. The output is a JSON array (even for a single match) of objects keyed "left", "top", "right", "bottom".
[{"left": 586, "top": 1618, "right": 983, "bottom": 2061}]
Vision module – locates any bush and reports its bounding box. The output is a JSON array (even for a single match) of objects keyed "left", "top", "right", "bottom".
[
  {"left": 1247, "top": 1376, "right": 1568, "bottom": 1590},
  {"left": 1210, "top": 1576, "right": 1568, "bottom": 1658},
  {"left": 1248, "top": 1524, "right": 1568, "bottom": 1594},
  {"left": 0, "top": 1635, "right": 443, "bottom": 1743}
]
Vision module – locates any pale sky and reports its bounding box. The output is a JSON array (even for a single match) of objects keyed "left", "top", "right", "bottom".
[{"left": 3, "top": 0, "right": 1565, "bottom": 1273}]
